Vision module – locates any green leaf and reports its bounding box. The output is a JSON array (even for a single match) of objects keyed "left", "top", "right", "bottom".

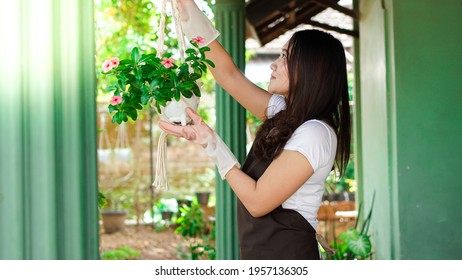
[
  {"left": 131, "top": 47, "right": 140, "bottom": 62},
  {"left": 199, "top": 62, "right": 207, "bottom": 72},
  {"left": 179, "top": 81, "right": 195, "bottom": 91},
  {"left": 126, "top": 73, "right": 137, "bottom": 83},
  {"left": 182, "top": 90, "right": 193, "bottom": 98},
  {"left": 134, "top": 67, "right": 142, "bottom": 80},
  {"left": 190, "top": 41, "right": 199, "bottom": 48},
  {"left": 126, "top": 108, "right": 138, "bottom": 120},
  {"left": 171, "top": 73, "right": 178, "bottom": 87},
  {"left": 330, "top": 241, "right": 349, "bottom": 260},
  {"left": 338, "top": 228, "right": 360, "bottom": 242},
  {"left": 185, "top": 56, "right": 195, "bottom": 63},
  {"left": 163, "top": 52, "right": 173, "bottom": 58},
  {"left": 105, "top": 85, "right": 116, "bottom": 92},
  {"left": 108, "top": 104, "right": 117, "bottom": 113},
  {"left": 204, "top": 59, "right": 215, "bottom": 68},
  {"left": 200, "top": 46, "right": 211, "bottom": 52},
  {"left": 112, "top": 111, "right": 121, "bottom": 124},
  {"left": 173, "top": 89, "right": 181, "bottom": 101},
  {"left": 118, "top": 79, "right": 126, "bottom": 91},
  {"left": 155, "top": 101, "right": 162, "bottom": 113},
  {"left": 190, "top": 73, "right": 201, "bottom": 80},
  {"left": 119, "top": 59, "right": 133, "bottom": 66},
  {"left": 185, "top": 49, "right": 196, "bottom": 54},
  {"left": 98, "top": 192, "right": 107, "bottom": 209},
  {"left": 117, "top": 111, "right": 125, "bottom": 124},
  {"left": 140, "top": 53, "right": 156, "bottom": 62},
  {"left": 191, "top": 83, "right": 201, "bottom": 97},
  {"left": 140, "top": 84, "right": 149, "bottom": 94},
  {"left": 348, "top": 235, "right": 372, "bottom": 258},
  {"left": 150, "top": 79, "right": 159, "bottom": 89},
  {"left": 141, "top": 92, "right": 151, "bottom": 105}
]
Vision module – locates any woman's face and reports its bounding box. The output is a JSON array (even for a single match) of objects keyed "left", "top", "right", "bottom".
[{"left": 268, "top": 42, "right": 290, "bottom": 96}]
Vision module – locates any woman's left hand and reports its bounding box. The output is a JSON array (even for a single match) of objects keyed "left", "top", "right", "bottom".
[
  {"left": 159, "top": 107, "right": 240, "bottom": 179},
  {"left": 158, "top": 107, "right": 214, "bottom": 147}
]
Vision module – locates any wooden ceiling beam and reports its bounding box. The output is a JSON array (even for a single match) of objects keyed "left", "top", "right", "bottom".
[
  {"left": 250, "top": 0, "right": 359, "bottom": 45},
  {"left": 246, "top": 0, "right": 297, "bottom": 27},
  {"left": 258, "top": 5, "right": 324, "bottom": 45},
  {"left": 311, "top": 0, "right": 359, "bottom": 19},
  {"left": 305, "top": 19, "right": 359, "bottom": 38}
]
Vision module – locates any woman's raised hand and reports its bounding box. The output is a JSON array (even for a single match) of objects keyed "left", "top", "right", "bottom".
[{"left": 176, "top": 0, "right": 220, "bottom": 46}]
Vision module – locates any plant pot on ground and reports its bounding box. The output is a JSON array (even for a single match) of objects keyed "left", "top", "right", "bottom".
[
  {"left": 176, "top": 198, "right": 192, "bottom": 209},
  {"left": 195, "top": 192, "right": 210, "bottom": 206},
  {"left": 161, "top": 211, "right": 174, "bottom": 221},
  {"left": 101, "top": 209, "right": 128, "bottom": 234}
]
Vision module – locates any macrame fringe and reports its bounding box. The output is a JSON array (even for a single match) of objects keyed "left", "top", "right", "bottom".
[
  {"left": 153, "top": 131, "right": 169, "bottom": 190},
  {"left": 152, "top": 0, "right": 189, "bottom": 191}
]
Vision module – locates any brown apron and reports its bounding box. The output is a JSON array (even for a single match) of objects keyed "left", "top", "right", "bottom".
[{"left": 237, "top": 145, "right": 320, "bottom": 260}]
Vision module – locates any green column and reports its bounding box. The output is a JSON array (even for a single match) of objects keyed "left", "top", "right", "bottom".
[
  {"left": 359, "top": 0, "right": 462, "bottom": 259},
  {"left": 214, "top": 0, "right": 246, "bottom": 260},
  {"left": 0, "top": 0, "right": 98, "bottom": 259}
]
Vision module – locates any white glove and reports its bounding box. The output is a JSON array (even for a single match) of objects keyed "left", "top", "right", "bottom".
[
  {"left": 177, "top": 0, "right": 220, "bottom": 46},
  {"left": 159, "top": 107, "right": 240, "bottom": 179}
]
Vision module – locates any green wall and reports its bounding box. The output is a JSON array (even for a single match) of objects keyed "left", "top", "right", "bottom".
[
  {"left": 0, "top": 0, "right": 99, "bottom": 259},
  {"left": 359, "top": 0, "right": 462, "bottom": 259}
]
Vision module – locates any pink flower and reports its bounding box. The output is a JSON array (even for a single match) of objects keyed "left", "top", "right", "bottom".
[
  {"left": 110, "top": 57, "right": 120, "bottom": 68},
  {"left": 102, "top": 60, "right": 112, "bottom": 73},
  {"left": 110, "top": 96, "right": 122, "bottom": 106},
  {"left": 161, "top": 57, "right": 175, "bottom": 69},
  {"left": 192, "top": 36, "right": 205, "bottom": 45}
]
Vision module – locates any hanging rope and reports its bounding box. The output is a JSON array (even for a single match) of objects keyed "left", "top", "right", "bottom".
[
  {"left": 115, "top": 122, "right": 131, "bottom": 161},
  {"left": 156, "top": 0, "right": 168, "bottom": 58},
  {"left": 171, "top": 0, "right": 187, "bottom": 63},
  {"left": 97, "top": 112, "right": 113, "bottom": 163},
  {"left": 153, "top": 0, "right": 189, "bottom": 190}
]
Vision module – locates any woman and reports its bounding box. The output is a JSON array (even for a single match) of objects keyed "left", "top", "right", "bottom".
[{"left": 159, "top": 0, "right": 351, "bottom": 260}]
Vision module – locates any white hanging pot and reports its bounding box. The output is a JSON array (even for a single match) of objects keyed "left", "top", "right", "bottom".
[
  {"left": 97, "top": 148, "right": 113, "bottom": 162},
  {"left": 114, "top": 148, "right": 132, "bottom": 161},
  {"left": 157, "top": 94, "right": 200, "bottom": 126}
]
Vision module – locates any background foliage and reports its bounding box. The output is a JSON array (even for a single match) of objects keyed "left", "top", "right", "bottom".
[{"left": 95, "top": 0, "right": 218, "bottom": 223}]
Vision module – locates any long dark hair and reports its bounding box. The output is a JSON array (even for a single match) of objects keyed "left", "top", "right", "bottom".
[{"left": 252, "top": 29, "right": 351, "bottom": 177}]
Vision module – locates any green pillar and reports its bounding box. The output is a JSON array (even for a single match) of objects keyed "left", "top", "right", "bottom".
[
  {"left": 359, "top": 0, "right": 462, "bottom": 259},
  {"left": 214, "top": 0, "right": 246, "bottom": 260},
  {"left": 0, "top": 0, "right": 99, "bottom": 259},
  {"left": 352, "top": 0, "right": 364, "bottom": 209}
]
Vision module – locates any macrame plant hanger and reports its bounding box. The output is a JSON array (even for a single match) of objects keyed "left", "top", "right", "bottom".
[
  {"left": 153, "top": 0, "right": 188, "bottom": 190},
  {"left": 114, "top": 122, "right": 131, "bottom": 162},
  {"left": 97, "top": 112, "right": 113, "bottom": 163}
]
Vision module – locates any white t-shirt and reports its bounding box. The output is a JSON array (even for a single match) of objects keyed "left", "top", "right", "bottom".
[{"left": 267, "top": 94, "right": 337, "bottom": 230}]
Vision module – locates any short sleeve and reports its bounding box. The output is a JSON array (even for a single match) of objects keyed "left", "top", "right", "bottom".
[
  {"left": 267, "top": 94, "right": 286, "bottom": 119},
  {"left": 283, "top": 121, "right": 333, "bottom": 171}
]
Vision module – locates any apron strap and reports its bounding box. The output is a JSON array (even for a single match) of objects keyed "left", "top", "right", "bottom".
[{"left": 316, "top": 233, "right": 337, "bottom": 256}]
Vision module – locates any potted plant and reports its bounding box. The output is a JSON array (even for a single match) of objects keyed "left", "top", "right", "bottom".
[
  {"left": 100, "top": 191, "right": 129, "bottom": 234},
  {"left": 321, "top": 192, "right": 376, "bottom": 260},
  {"left": 191, "top": 167, "right": 215, "bottom": 206},
  {"left": 101, "top": 37, "right": 214, "bottom": 125},
  {"left": 324, "top": 159, "right": 356, "bottom": 202},
  {"left": 176, "top": 196, "right": 193, "bottom": 209},
  {"left": 155, "top": 198, "right": 178, "bottom": 221},
  {"left": 194, "top": 191, "right": 211, "bottom": 206},
  {"left": 175, "top": 200, "right": 216, "bottom": 260}
]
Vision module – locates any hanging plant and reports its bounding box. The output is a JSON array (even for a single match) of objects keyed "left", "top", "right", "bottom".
[{"left": 102, "top": 36, "right": 214, "bottom": 125}]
